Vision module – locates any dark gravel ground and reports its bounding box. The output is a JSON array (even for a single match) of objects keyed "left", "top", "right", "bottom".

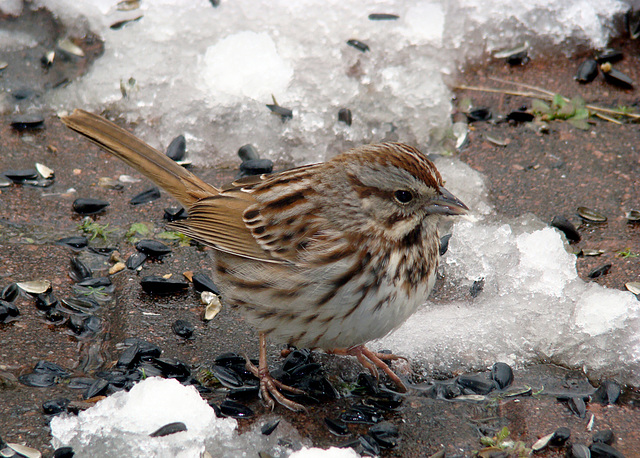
[{"left": 1, "top": 6, "right": 639, "bottom": 458}]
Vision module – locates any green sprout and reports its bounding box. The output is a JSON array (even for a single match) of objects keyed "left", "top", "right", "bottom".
[{"left": 77, "top": 218, "right": 113, "bottom": 241}]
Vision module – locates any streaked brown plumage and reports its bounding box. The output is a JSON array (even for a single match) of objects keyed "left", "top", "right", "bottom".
[{"left": 62, "top": 109, "right": 468, "bottom": 411}]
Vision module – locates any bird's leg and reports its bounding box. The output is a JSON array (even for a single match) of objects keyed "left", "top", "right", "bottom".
[
  {"left": 245, "top": 332, "right": 307, "bottom": 412},
  {"left": 330, "top": 345, "right": 408, "bottom": 393}
]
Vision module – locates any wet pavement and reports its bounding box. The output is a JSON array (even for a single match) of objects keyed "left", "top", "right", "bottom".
[{"left": 1, "top": 7, "right": 640, "bottom": 458}]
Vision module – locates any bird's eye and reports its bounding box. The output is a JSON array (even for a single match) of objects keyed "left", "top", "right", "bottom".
[{"left": 394, "top": 190, "right": 413, "bottom": 204}]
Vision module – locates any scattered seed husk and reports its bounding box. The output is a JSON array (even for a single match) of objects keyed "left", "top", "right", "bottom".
[
  {"left": 577, "top": 206, "right": 607, "bottom": 222},
  {"left": 625, "top": 210, "right": 640, "bottom": 222},
  {"left": 0, "top": 175, "right": 12, "bottom": 187},
  {"left": 595, "top": 48, "right": 623, "bottom": 64},
  {"left": 266, "top": 103, "right": 293, "bottom": 121},
  {"left": 484, "top": 134, "right": 508, "bottom": 146},
  {"left": 238, "top": 144, "right": 259, "bottom": 162},
  {"left": 149, "top": 421, "right": 187, "bottom": 437},
  {"left": 452, "top": 121, "right": 469, "bottom": 149},
  {"left": 346, "top": 39, "right": 369, "bottom": 52},
  {"left": 166, "top": 135, "right": 186, "bottom": 161},
  {"left": 575, "top": 59, "right": 598, "bottom": 84},
  {"left": 368, "top": 13, "right": 398, "bottom": 20},
  {"left": 41, "top": 50, "right": 55, "bottom": 67},
  {"left": 625, "top": 281, "right": 640, "bottom": 295},
  {"left": 109, "top": 262, "right": 126, "bottom": 275},
  {"left": 588, "top": 263, "right": 612, "bottom": 279},
  {"left": 493, "top": 43, "right": 529, "bottom": 64},
  {"left": 532, "top": 432, "right": 554, "bottom": 452},
  {"left": 17, "top": 280, "right": 51, "bottom": 294},
  {"left": 581, "top": 249, "right": 605, "bottom": 257},
  {"left": 130, "top": 187, "right": 161, "bottom": 205},
  {"left": 117, "top": 0, "right": 140, "bottom": 11},
  {"left": 202, "top": 292, "right": 222, "bottom": 321},
  {"left": 57, "top": 38, "right": 84, "bottom": 57},
  {"left": 6, "top": 443, "right": 42, "bottom": 458},
  {"left": 35, "top": 163, "right": 54, "bottom": 179},
  {"left": 0, "top": 61, "right": 7, "bottom": 70},
  {"left": 600, "top": 62, "right": 633, "bottom": 89},
  {"left": 10, "top": 114, "right": 45, "bottom": 131},
  {"left": 98, "top": 177, "right": 123, "bottom": 190},
  {"left": 338, "top": 108, "right": 353, "bottom": 126}
]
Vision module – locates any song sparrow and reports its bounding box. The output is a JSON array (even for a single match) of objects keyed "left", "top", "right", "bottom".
[{"left": 62, "top": 109, "right": 468, "bottom": 411}]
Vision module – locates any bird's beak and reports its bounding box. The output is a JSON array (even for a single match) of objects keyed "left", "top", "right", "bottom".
[{"left": 425, "top": 186, "right": 469, "bottom": 216}]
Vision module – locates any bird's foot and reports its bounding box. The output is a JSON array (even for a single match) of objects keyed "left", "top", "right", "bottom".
[
  {"left": 246, "top": 333, "right": 307, "bottom": 412},
  {"left": 329, "top": 345, "right": 408, "bottom": 393}
]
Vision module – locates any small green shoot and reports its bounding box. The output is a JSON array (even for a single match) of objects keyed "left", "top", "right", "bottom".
[
  {"left": 77, "top": 218, "right": 113, "bottom": 241},
  {"left": 158, "top": 231, "right": 191, "bottom": 246},
  {"left": 125, "top": 222, "right": 152, "bottom": 243},
  {"left": 532, "top": 94, "right": 590, "bottom": 130},
  {"left": 477, "top": 427, "right": 531, "bottom": 457},
  {"left": 616, "top": 248, "right": 639, "bottom": 259}
]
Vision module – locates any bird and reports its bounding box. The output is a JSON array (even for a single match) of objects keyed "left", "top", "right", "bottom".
[{"left": 62, "top": 109, "right": 468, "bottom": 411}]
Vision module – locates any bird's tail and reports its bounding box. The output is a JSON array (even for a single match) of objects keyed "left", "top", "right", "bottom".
[{"left": 61, "top": 109, "right": 219, "bottom": 208}]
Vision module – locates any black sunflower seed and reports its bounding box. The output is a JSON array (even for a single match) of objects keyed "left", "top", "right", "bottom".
[
  {"left": 130, "top": 187, "right": 161, "bottom": 205},
  {"left": 150, "top": 422, "right": 187, "bottom": 437},
  {"left": 72, "top": 198, "right": 110, "bottom": 215},
  {"left": 166, "top": 135, "right": 186, "bottom": 161}
]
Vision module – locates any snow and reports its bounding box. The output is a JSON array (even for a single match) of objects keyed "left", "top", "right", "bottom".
[{"left": 1, "top": 0, "right": 635, "bottom": 454}]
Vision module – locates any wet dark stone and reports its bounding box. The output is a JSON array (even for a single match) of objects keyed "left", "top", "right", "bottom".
[
  {"left": 57, "top": 236, "right": 89, "bottom": 249},
  {"left": 238, "top": 144, "right": 260, "bottom": 162},
  {"left": 589, "top": 443, "right": 625, "bottom": 458},
  {"left": 135, "top": 239, "right": 171, "bottom": 258},
  {"left": 97, "top": 370, "right": 128, "bottom": 388},
  {"left": 43, "top": 398, "right": 70, "bottom": 415},
  {"left": 595, "top": 48, "right": 624, "bottom": 64},
  {"left": 1, "top": 283, "right": 19, "bottom": 302},
  {"left": 166, "top": 135, "right": 186, "bottom": 161},
  {"left": 4, "top": 169, "right": 39, "bottom": 182},
  {"left": 457, "top": 374, "right": 497, "bottom": 395},
  {"left": 211, "top": 365, "right": 244, "bottom": 388},
  {"left": 588, "top": 264, "right": 612, "bottom": 279},
  {"left": 192, "top": 272, "right": 220, "bottom": 294},
  {"left": 116, "top": 344, "right": 141, "bottom": 370},
  {"left": 149, "top": 422, "right": 187, "bottom": 437},
  {"left": 239, "top": 159, "right": 273, "bottom": 176},
  {"left": 340, "top": 403, "right": 382, "bottom": 424},
  {"left": 325, "top": 417, "right": 350, "bottom": 436},
  {"left": 466, "top": 107, "right": 492, "bottom": 122},
  {"left": 368, "top": 421, "right": 400, "bottom": 448},
  {"left": 347, "top": 39, "right": 369, "bottom": 52},
  {"left": 70, "top": 257, "right": 92, "bottom": 282},
  {"left": 163, "top": 206, "right": 188, "bottom": 221},
  {"left": 575, "top": 59, "right": 599, "bottom": 84},
  {"left": 140, "top": 276, "right": 189, "bottom": 295},
  {"left": 130, "top": 186, "right": 161, "bottom": 205},
  {"left": 592, "top": 380, "right": 621, "bottom": 405},
  {"left": 368, "top": 13, "right": 399, "bottom": 20},
  {"left": 34, "top": 360, "right": 70, "bottom": 377},
  {"left": 10, "top": 113, "right": 45, "bottom": 131},
  {"left": 549, "top": 426, "right": 571, "bottom": 446},
  {"left": 72, "top": 198, "right": 109, "bottom": 215},
  {"left": 266, "top": 104, "right": 293, "bottom": 121},
  {"left": 77, "top": 277, "right": 112, "bottom": 288},
  {"left": 126, "top": 252, "right": 148, "bottom": 270},
  {"left": 82, "top": 316, "right": 103, "bottom": 335},
  {"left": 593, "top": 430, "right": 615, "bottom": 445},
  {"left": 567, "top": 396, "right": 587, "bottom": 418},
  {"left": 338, "top": 108, "right": 353, "bottom": 126},
  {"left": 172, "top": 319, "right": 194, "bottom": 339},
  {"left": 506, "top": 110, "right": 535, "bottom": 122},
  {"left": 469, "top": 278, "right": 485, "bottom": 298},
  {"left": 261, "top": 420, "right": 280, "bottom": 436},
  {"left": 67, "top": 315, "right": 87, "bottom": 334},
  {"left": 84, "top": 378, "right": 109, "bottom": 399},
  {"left": 219, "top": 399, "right": 254, "bottom": 418},
  {"left": 491, "top": 362, "right": 514, "bottom": 389},
  {"left": 551, "top": 215, "right": 581, "bottom": 243},
  {"left": 53, "top": 447, "right": 75, "bottom": 458}
]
